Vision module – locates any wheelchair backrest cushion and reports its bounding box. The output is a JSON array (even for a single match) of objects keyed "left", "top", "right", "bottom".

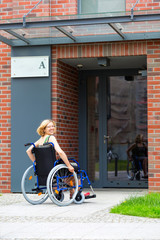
[{"left": 34, "top": 144, "right": 56, "bottom": 177}]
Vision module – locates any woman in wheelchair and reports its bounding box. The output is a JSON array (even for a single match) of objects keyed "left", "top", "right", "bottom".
[
  {"left": 26, "top": 119, "right": 74, "bottom": 173},
  {"left": 126, "top": 134, "right": 148, "bottom": 180},
  {"left": 22, "top": 119, "right": 96, "bottom": 206}
]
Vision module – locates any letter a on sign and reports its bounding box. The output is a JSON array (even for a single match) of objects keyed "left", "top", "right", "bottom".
[{"left": 39, "top": 61, "right": 45, "bottom": 69}]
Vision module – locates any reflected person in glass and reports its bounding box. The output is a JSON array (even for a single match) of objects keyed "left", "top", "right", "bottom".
[{"left": 126, "top": 134, "right": 148, "bottom": 179}]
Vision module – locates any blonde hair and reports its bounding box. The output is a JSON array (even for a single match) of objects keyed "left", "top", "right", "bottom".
[{"left": 37, "top": 119, "right": 56, "bottom": 136}]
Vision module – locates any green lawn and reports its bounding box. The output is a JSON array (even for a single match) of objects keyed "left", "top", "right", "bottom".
[
  {"left": 110, "top": 193, "right": 160, "bottom": 218},
  {"left": 95, "top": 160, "right": 127, "bottom": 172},
  {"left": 108, "top": 159, "right": 127, "bottom": 171}
]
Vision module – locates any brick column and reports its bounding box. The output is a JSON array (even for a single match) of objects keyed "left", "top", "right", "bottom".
[
  {"left": 0, "top": 43, "right": 11, "bottom": 193},
  {"left": 147, "top": 40, "right": 160, "bottom": 192}
]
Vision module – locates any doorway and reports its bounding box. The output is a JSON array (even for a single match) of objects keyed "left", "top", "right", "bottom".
[{"left": 79, "top": 69, "right": 148, "bottom": 188}]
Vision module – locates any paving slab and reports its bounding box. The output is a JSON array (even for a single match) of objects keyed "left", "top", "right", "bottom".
[{"left": 0, "top": 189, "right": 160, "bottom": 240}]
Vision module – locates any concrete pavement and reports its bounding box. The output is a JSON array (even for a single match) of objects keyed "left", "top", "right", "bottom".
[{"left": 1, "top": 189, "right": 160, "bottom": 240}]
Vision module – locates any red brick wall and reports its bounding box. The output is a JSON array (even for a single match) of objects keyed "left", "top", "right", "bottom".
[
  {"left": 147, "top": 40, "right": 160, "bottom": 192},
  {"left": 0, "top": 0, "right": 159, "bottom": 21},
  {"left": 126, "top": 0, "right": 160, "bottom": 11},
  {"left": 50, "top": 0, "right": 77, "bottom": 16},
  {"left": 0, "top": 0, "right": 13, "bottom": 20},
  {"left": 0, "top": 0, "right": 77, "bottom": 20},
  {"left": 56, "top": 42, "right": 147, "bottom": 58},
  {"left": 12, "top": 0, "right": 50, "bottom": 19},
  {"left": 0, "top": 42, "right": 11, "bottom": 193},
  {"left": 52, "top": 47, "right": 79, "bottom": 159},
  {"left": 0, "top": 0, "right": 50, "bottom": 20}
]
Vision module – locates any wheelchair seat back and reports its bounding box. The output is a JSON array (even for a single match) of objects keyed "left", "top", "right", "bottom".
[{"left": 34, "top": 144, "right": 56, "bottom": 185}]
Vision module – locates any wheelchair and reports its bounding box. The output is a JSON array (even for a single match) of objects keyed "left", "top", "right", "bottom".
[
  {"left": 127, "top": 156, "right": 143, "bottom": 181},
  {"left": 21, "top": 142, "right": 96, "bottom": 206}
]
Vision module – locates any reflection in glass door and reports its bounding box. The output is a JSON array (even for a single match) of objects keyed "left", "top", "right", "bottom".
[
  {"left": 106, "top": 75, "right": 148, "bottom": 186},
  {"left": 86, "top": 73, "right": 148, "bottom": 187}
]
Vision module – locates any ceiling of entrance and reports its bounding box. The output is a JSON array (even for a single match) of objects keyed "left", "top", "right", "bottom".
[{"left": 60, "top": 56, "right": 147, "bottom": 70}]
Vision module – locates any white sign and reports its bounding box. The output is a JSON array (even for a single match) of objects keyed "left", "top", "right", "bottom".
[{"left": 11, "top": 56, "right": 49, "bottom": 78}]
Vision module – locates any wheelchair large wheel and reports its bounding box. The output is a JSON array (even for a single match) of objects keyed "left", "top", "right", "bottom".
[
  {"left": 47, "top": 164, "right": 78, "bottom": 206},
  {"left": 127, "top": 160, "right": 135, "bottom": 180},
  {"left": 21, "top": 165, "right": 48, "bottom": 205}
]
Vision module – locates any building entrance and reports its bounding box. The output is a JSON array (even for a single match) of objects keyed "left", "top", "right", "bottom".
[{"left": 79, "top": 69, "right": 148, "bottom": 188}]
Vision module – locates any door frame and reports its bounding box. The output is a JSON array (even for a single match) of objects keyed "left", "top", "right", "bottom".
[{"left": 79, "top": 69, "right": 148, "bottom": 188}]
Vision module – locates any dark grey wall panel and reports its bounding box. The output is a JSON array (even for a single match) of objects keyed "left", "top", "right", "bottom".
[{"left": 11, "top": 46, "right": 51, "bottom": 192}]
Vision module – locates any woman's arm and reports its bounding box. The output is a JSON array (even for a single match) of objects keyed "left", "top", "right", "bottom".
[
  {"left": 50, "top": 136, "right": 74, "bottom": 173},
  {"left": 126, "top": 143, "right": 136, "bottom": 159}
]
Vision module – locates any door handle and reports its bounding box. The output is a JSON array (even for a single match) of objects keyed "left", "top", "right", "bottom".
[
  {"left": 104, "top": 135, "right": 109, "bottom": 139},
  {"left": 104, "top": 135, "right": 109, "bottom": 143}
]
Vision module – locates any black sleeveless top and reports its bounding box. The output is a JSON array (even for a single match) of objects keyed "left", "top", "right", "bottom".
[{"left": 132, "top": 143, "right": 147, "bottom": 158}]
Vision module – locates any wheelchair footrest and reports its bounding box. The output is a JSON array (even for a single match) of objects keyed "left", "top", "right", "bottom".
[
  {"left": 85, "top": 194, "right": 96, "bottom": 199},
  {"left": 32, "top": 188, "right": 43, "bottom": 194}
]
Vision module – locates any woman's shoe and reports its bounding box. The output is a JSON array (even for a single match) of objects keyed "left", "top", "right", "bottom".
[{"left": 84, "top": 192, "right": 90, "bottom": 197}]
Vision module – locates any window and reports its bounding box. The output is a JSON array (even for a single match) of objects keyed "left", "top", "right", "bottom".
[{"left": 79, "top": 0, "right": 126, "bottom": 14}]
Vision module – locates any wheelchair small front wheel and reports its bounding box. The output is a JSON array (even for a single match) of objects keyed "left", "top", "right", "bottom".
[
  {"left": 74, "top": 191, "right": 85, "bottom": 204},
  {"left": 21, "top": 165, "right": 48, "bottom": 205},
  {"left": 47, "top": 164, "right": 78, "bottom": 206}
]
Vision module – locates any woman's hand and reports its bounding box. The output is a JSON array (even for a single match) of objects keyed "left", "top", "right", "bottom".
[{"left": 68, "top": 165, "right": 74, "bottom": 173}]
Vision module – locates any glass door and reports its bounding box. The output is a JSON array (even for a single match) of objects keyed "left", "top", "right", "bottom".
[
  {"left": 80, "top": 71, "right": 148, "bottom": 188},
  {"left": 104, "top": 75, "right": 148, "bottom": 187}
]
